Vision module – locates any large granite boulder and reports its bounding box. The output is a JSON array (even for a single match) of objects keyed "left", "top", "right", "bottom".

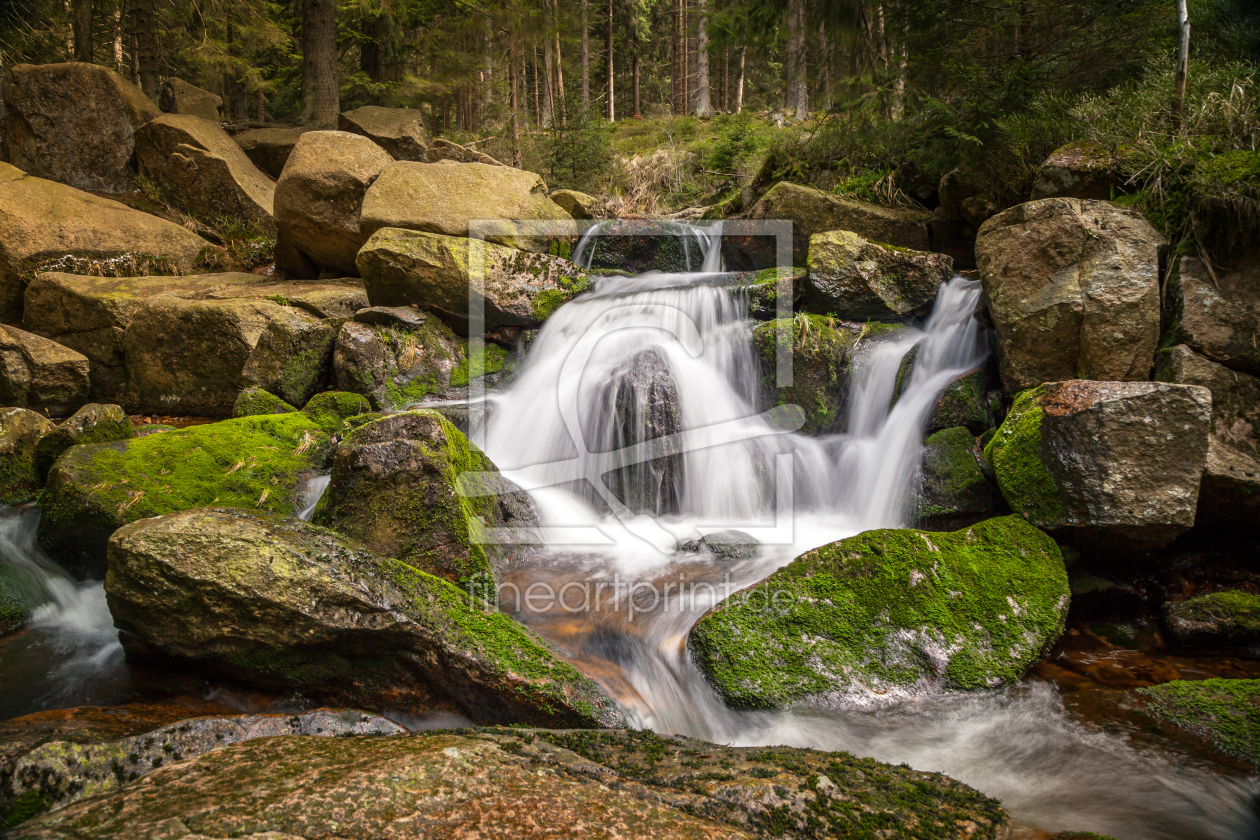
[
  {"left": 4, "top": 726, "right": 1011, "bottom": 840},
  {"left": 689, "top": 516, "right": 1068, "bottom": 709},
  {"left": 1030, "top": 141, "right": 1118, "bottom": 201},
  {"left": 1166, "top": 254, "right": 1260, "bottom": 376},
  {"left": 157, "top": 78, "right": 221, "bottom": 121},
  {"left": 240, "top": 309, "right": 337, "bottom": 408},
  {"left": 337, "top": 105, "right": 430, "bottom": 160},
  {"left": 123, "top": 295, "right": 289, "bottom": 416},
  {"left": 1196, "top": 435, "right": 1260, "bottom": 528},
  {"left": 357, "top": 229, "right": 591, "bottom": 332},
  {"left": 135, "top": 114, "right": 276, "bottom": 232},
  {"left": 805, "top": 230, "right": 952, "bottom": 320},
  {"left": 105, "top": 507, "right": 617, "bottom": 727},
  {"left": 0, "top": 326, "right": 89, "bottom": 416},
  {"left": 746, "top": 181, "right": 933, "bottom": 263},
  {"left": 984, "top": 380, "right": 1212, "bottom": 547},
  {"left": 314, "top": 410, "right": 536, "bottom": 589},
  {"left": 2, "top": 62, "right": 159, "bottom": 193},
  {"left": 232, "top": 126, "right": 309, "bottom": 178},
  {"left": 37, "top": 405, "right": 348, "bottom": 577},
  {"left": 976, "top": 198, "right": 1164, "bottom": 393},
  {"left": 359, "top": 161, "right": 574, "bottom": 254},
  {"left": 1156, "top": 344, "right": 1260, "bottom": 459},
  {"left": 0, "top": 165, "right": 207, "bottom": 322},
  {"left": 0, "top": 407, "right": 54, "bottom": 503},
  {"left": 914, "top": 426, "right": 1002, "bottom": 531},
  {"left": 32, "top": 403, "right": 132, "bottom": 480},
  {"left": 274, "top": 130, "right": 394, "bottom": 277}
]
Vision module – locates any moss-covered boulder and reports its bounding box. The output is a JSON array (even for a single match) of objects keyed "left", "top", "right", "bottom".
[
  {"left": 1165, "top": 255, "right": 1260, "bottom": 377},
  {"left": 231, "top": 386, "right": 296, "bottom": 418},
  {"left": 6, "top": 726, "right": 1012, "bottom": 840},
  {"left": 314, "top": 410, "right": 535, "bottom": 589},
  {"left": 689, "top": 516, "right": 1068, "bottom": 709},
  {"left": 37, "top": 410, "right": 340, "bottom": 578},
  {"left": 0, "top": 408, "right": 55, "bottom": 504},
  {"left": 805, "top": 230, "right": 953, "bottom": 321},
  {"left": 239, "top": 308, "right": 337, "bottom": 407},
  {"left": 358, "top": 228, "right": 592, "bottom": 331},
  {"left": 1137, "top": 679, "right": 1260, "bottom": 768},
  {"left": 927, "top": 370, "right": 994, "bottom": 435},
  {"left": 104, "top": 507, "right": 619, "bottom": 727},
  {"left": 914, "top": 427, "right": 1002, "bottom": 531},
  {"left": 976, "top": 198, "right": 1163, "bottom": 393},
  {"left": 550, "top": 188, "right": 598, "bottom": 219},
  {"left": 32, "top": 403, "right": 131, "bottom": 481},
  {"left": 337, "top": 106, "right": 430, "bottom": 160},
  {"left": 134, "top": 114, "right": 276, "bottom": 233},
  {"left": 359, "top": 161, "right": 574, "bottom": 254},
  {"left": 1163, "top": 591, "right": 1260, "bottom": 653},
  {"left": 985, "top": 380, "right": 1212, "bottom": 548},
  {"left": 752, "top": 316, "right": 903, "bottom": 435},
  {"left": 1156, "top": 343, "right": 1260, "bottom": 460},
  {"left": 0, "top": 326, "right": 89, "bottom": 417},
  {"left": 0, "top": 165, "right": 207, "bottom": 322},
  {"left": 1030, "top": 141, "right": 1119, "bottom": 201}
]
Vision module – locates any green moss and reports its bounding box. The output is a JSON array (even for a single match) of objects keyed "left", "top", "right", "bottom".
[
  {"left": 0, "top": 789, "right": 52, "bottom": 830},
  {"left": 301, "top": 392, "right": 371, "bottom": 432},
  {"left": 689, "top": 516, "right": 1068, "bottom": 709},
  {"left": 1138, "top": 679, "right": 1260, "bottom": 767},
  {"left": 984, "top": 387, "right": 1065, "bottom": 527},
  {"left": 530, "top": 288, "right": 568, "bottom": 322},
  {"left": 233, "top": 387, "right": 297, "bottom": 418},
  {"left": 449, "top": 343, "right": 508, "bottom": 388},
  {"left": 1166, "top": 591, "right": 1260, "bottom": 640}
]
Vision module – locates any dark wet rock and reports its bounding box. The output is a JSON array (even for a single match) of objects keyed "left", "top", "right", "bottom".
[
  {"left": 274, "top": 130, "right": 395, "bottom": 277},
  {"left": 32, "top": 403, "right": 131, "bottom": 481},
  {"left": 730, "top": 266, "right": 807, "bottom": 320},
  {"left": 1136, "top": 678, "right": 1260, "bottom": 768},
  {"left": 105, "top": 507, "right": 618, "bottom": 727},
  {"left": 231, "top": 126, "right": 310, "bottom": 178},
  {"left": 5, "top": 727, "right": 1012, "bottom": 840},
  {"left": 357, "top": 228, "right": 591, "bottom": 332},
  {"left": 976, "top": 198, "right": 1164, "bottom": 393},
  {"left": 0, "top": 408, "right": 55, "bottom": 504},
  {"left": 985, "top": 380, "right": 1212, "bottom": 549},
  {"left": 1030, "top": 141, "right": 1119, "bottom": 201},
  {"left": 1164, "top": 591, "right": 1260, "bottom": 652},
  {"left": 1196, "top": 435, "right": 1260, "bottom": 528},
  {"left": 1156, "top": 343, "right": 1260, "bottom": 460},
  {"left": 0, "top": 326, "right": 89, "bottom": 417},
  {"left": 1165, "top": 253, "right": 1260, "bottom": 376},
  {"left": 938, "top": 165, "right": 983, "bottom": 223},
  {"left": 0, "top": 165, "right": 207, "bottom": 323},
  {"left": 927, "top": 370, "right": 994, "bottom": 435},
  {"left": 805, "top": 230, "right": 952, "bottom": 321},
  {"left": 914, "top": 426, "right": 1002, "bottom": 531},
  {"left": 359, "top": 161, "right": 574, "bottom": 254},
  {"left": 134, "top": 113, "right": 276, "bottom": 233},
  {"left": 231, "top": 386, "right": 296, "bottom": 418},
  {"left": 690, "top": 516, "right": 1068, "bottom": 709},
  {"left": 157, "top": 78, "right": 221, "bottom": 121},
  {"left": 550, "top": 188, "right": 598, "bottom": 219},
  {"left": 580, "top": 219, "right": 711, "bottom": 273},
  {"left": 678, "top": 530, "right": 759, "bottom": 560},
  {"left": 240, "top": 308, "right": 337, "bottom": 407},
  {"left": 2, "top": 62, "right": 159, "bottom": 194},
  {"left": 37, "top": 409, "right": 341, "bottom": 578},
  {"left": 314, "top": 409, "right": 537, "bottom": 588},
  {"left": 338, "top": 106, "right": 431, "bottom": 160}
]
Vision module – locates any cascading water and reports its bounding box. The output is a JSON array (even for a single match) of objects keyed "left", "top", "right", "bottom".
[{"left": 475, "top": 220, "right": 1260, "bottom": 840}]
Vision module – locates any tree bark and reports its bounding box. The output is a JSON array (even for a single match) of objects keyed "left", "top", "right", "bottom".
[
  {"left": 481, "top": 20, "right": 494, "bottom": 125},
  {"left": 533, "top": 48, "right": 542, "bottom": 127},
  {"left": 1173, "top": 0, "right": 1190, "bottom": 127},
  {"left": 671, "top": 0, "right": 681, "bottom": 113},
  {"left": 301, "top": 0, "right": 339, "bottom": 128},
  {"left": 632, "top": 52, "right": 640, "bottom": 116},
  {"left": 786, "top": 0, "right": 806, "bottom": 120},
  {"left": 581, "top": 0, "right": 591, "bottom": 110},
  {"left": 605, "top": 0, "right": 614, "bottom": 121},
  {"left": 509, "top": 30, "right": 522, "bottom": 166},
  {"left": 131, "top": 0, "right": 159, "bottom": 98},
  {"left": 71, "top": 0, "right": 92, "bottom": 63},
  {"left": 111, "top": 6, "right": 122, "bottom": 71},
  {"left": 694, "top": 0, "right": 713, "bottom": 116},
  {"left": 735, "top": 45, "right": 745, "bottom": 114},
  {"left": 551, "top": 0, "right": 565, "bottom": 125}
]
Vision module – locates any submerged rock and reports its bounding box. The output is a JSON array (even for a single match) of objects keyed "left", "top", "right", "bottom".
[
  {"left": 689, "top": 516, "right": 1068, "bottom": 710},
  {"left": 985, "top": 380, "right": 1211, "bottom": 549},
  {"left": 32, "top": 403, "right": 131, "bottom": 480},
  {"left": 805, "top": 230, "right": 953, "bottom": 320},
  {"left": 0, "top": 326, "right": 89, "bottom": 417},
  {"left": 1137, "top": 678, "right": 1260, "bottom": 768},
  {"left": 579, "top": 219, "right": 707, "bottom": 273},
  {"left": 5, "top": 727, "right": 1011, "bottom": 839},
  {"left": 914, "top": 426, "right": 1002, "bottom": 531},
  {"left": 1163, "top": 591, "right": 1260, "bottom": 653},
  {"left": 105, "top": 508, "right": 618, "bottom": 727},
  {"left": 976, "top": 198, "right": 1163, "bottom": 393},
  {"left": 314, "top": 410, "right": 536, "bottom": 588},
  {"left": 337, "top": 105, "right": 430, "bottom": 160},
  {"left": 678, "top": 530, "right": 759, "bottom": 560}
]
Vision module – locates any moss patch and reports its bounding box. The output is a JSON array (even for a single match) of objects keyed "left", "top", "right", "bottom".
[
  {"left": 689, "top": 516, "right": 1068, "bottom": 709},
  {"left": 233, "top": 387, "right": 297, "bottom": 418},
  {"left": 984, "top": 386, "right": 1066, "bottom": 527},
  {"left": 1138, "top": 679, "right": 1260, "bottom": 767}
]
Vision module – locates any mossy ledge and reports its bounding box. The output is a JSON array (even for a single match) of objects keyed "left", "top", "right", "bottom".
[
  {"left": 1137, "top": 679, "right": 1260, "bottom": 768},
  {"left": 984, "top": 385, "right": 1066, "bottom": 527}
]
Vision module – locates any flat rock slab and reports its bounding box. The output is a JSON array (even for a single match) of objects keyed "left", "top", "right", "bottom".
[{"left": 338, "top": 105, "right": 430, "bottom": 160}]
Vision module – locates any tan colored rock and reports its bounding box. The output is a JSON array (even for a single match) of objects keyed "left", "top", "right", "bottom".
[
  {"left": 1030, "top": 141, "right": 1118, "bottom": 201},
  {"left": 550, "top": 188, "right": 598, "bottom": 219},
  {"left": 158, "top": 78, "right": 222, "bottom": 121},
  {"left": 1168, "top": 254, "right": 1260, "bottom": 376},
  {"left": 337, "top": 105, "right": 430, "bottom": 160},
  {"left": 2, "top": 62, "right": 159, "bottom": 193},
  {"left": 274, "top": 130, "right": 394, "bottom": 276},
  {"left": 359, "top": 161, "right": 575, "bottom": 254},
  {"left": 232, "top": 126, "right": 310, "bottom": 178},
  {"left": 1156, "top": 344, "right": 1260, "bottom": 459},
  {"left": 0, "top": 326, "right": 89, "bottom": 416},
  {"left": 424, "top": 137, "right": 504, "bottom": 166},
  {"left": 806, "top": 230, "right": 953, "bottom": 319},
  {"left": 976, "top": 198, "right": 1164, "bottom": 393},
  {"left": 135, "top": 114, "right": 275, "bottom": 232},
  {"left": 0, "top": 164, "right": 207, "bottom": 322}
]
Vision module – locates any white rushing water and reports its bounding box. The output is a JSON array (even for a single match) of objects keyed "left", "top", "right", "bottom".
[{"left": 476, "top": 220, "right": 1260, "bottom": 840}]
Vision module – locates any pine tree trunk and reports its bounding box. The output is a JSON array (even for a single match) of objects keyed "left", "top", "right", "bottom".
[
  {"left": 1173, "top": 0, "right": 1190, "bottom": 128},
  {"left": 670, "top": 0, "right": 681, "bottom": 113},
  {"left": 542, "top": 41, "right": 555, "bottom": 128},
  {"left": 632, "top": 52, "right": 640, "bottom": 117},
  {"left": 131, "top": 0, "right": 159, "bottom": 98},
  {"left": 71, "top": 0, "right": 92, "bottom": 63},
  {"left": 509, "top": 30, "right": 522, "bottom": 166},
  {"left": 552, "top": 0, "right": 565, "bottom": 125},
  {"left": 533, "top": 49, "right": 542, "bottom": 127},
  {"left": 605, "top": 0, "right": 614, "bottom": 121},
  {"left": 581, "top": 0, "right": 590, "bottom": 110},
  {"left": 694, "top": 0, "right": 712, "bottom": 116},
  {"left": 735, "top": 46, "right": 745, "bottom": 114},
  {"left": 686, "top": 0, "right": 696, "bottom": 111},
  {"left": 111, "top": 6, "right": 122, "bottom": 71},
  {"left": 301, "top": 0, "right": 339, "bottom": 128},
  {"left": 786, "top": 0, "right": 806, "bottom": 120},
  {"left": 481, "top": 20, "right": 494, "bottom": 123}
]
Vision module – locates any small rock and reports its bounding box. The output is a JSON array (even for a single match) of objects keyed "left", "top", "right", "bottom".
[
  {"left": 805, "top": 229, "right": 953, "bottom": 320},
  {"left": 1196, "top": 435, "right": 1260, "bottom": 528},
  {"left": 1165, "top": 254, "right": 1260, "bottom": 376},
  {"left": 914, "top": 426, "right": 1001, "bottom": 531},
  {"left": 353, "top": 306, "right": 426, "bottom": 328},
  {"left": 1137, "top": 679, "right": 1260, "bottom": 767},
  {"left": 232, "top": 386, "right": 297, "bottom": 418},
  {"left": 1156, "top": 343, "right": 1260, "bottom": 460},
  {"left": 550, "top": 188, "right": 598, "bottom": 219},
  {"left": 1030, "top": 141, "right": 1118, "bottom": 201},
  {"left": 678, "top": 530, "right": 759, "bottom": 560},
  {"left": 0, "top": 407, "right": 54, "bottom": 503},
  {"left": 33, "top": 403, "right": 132, "bottom": 480},
  {"left": 0, "top": 325, "right": 89, "bottom": 416},
  {"left": 232, "top": 126, "right": 311, "bottom": 178}
]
